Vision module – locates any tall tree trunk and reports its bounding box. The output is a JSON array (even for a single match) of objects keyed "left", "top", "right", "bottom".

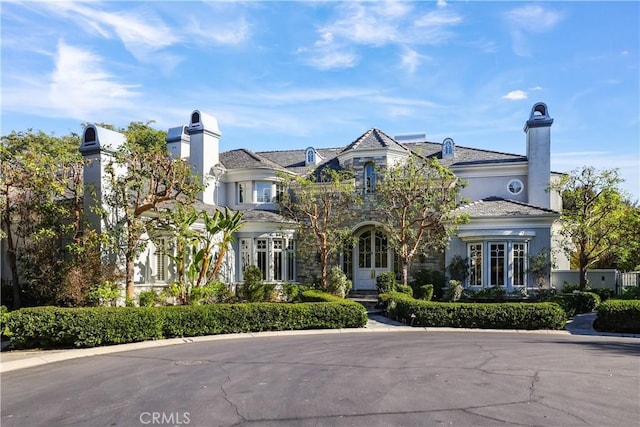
[
  {"left": 7, "top": 249, "right": 22, "bottom": 308},
  {"left": 402, "top": 259, "right": 410, "bottom": 287},
  {"left": 126, "top": 257, "right": 135, "bottom": 301}
]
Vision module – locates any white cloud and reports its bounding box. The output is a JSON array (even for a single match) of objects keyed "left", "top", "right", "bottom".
[
  {"left": 502, "top": 90, "right": 528, "bottom": 100},
  {"left": 306, "top": 49, "right": 358, "bottom": 70},
  {"left": 504, "top": 5, "right": 563, "bottom": 56},
  {"left": 504, "top": 5, "right": 562, "bottom": 33},
  {"left": 40, "top": 2, "right": 179, "bottom": 62},
  {"left": 49, "top": 41, "right": 140, "bottom": 117},
  {"left": 2, "top": 41, "right": 139, "bottom": 121},
  {"left": 302, "top": 2, "right": 462, "bottom": 69},
  {"left": 529, "top": 86, "right": 543, "bottom": 91}
]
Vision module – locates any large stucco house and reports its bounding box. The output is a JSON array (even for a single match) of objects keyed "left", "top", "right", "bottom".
[{"left": 78, "top": 102, "right": 569, "bottom": 293}]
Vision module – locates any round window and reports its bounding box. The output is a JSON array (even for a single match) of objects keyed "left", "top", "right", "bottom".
[{"left": 508, "top": 179, "right": 524, "bottom": 195}]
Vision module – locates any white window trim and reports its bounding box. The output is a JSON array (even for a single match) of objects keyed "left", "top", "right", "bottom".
[
  {"left": 507, "top": 179, "right": 524, "bottom": 195},
  {"left": 466, "top": 240, "right": 530, "bottom": 289}
]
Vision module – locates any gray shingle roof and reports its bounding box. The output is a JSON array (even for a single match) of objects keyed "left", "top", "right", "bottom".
[
  {"left": 220, "top": 129, "right": 527, "bottom": 174},
  {"left": 258, "top": 148, "right": 342, "bottom": 175},
  {"left": 220, "top": 148, "right": 288, "bottom": 171},
  {"left": 340, "top": 128, "right": 410, "bottom": 153},
  {"left": 240, "top": 209, "right": 294, "bottom": 223},
  {"left": 405, "top": 141, "right": 526, "bottom": 167},
  {"left": 455, "top": 197, "right": 559, "bottom": 217}
]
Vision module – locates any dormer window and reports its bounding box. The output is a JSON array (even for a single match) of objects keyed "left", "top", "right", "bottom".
[
  {"left": 305, "top": 147, "right": 317, "bottom": 166},
  {"left": 442, "top": 138, "right": 455, "bottom": 159},
  {"left": 364, "top": 163, "right": 376, "bottom": 194}
]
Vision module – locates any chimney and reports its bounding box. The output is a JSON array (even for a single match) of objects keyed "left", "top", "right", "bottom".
[
  {"left": 523, "top": 102, "right": 553, "bottom": 209},
  {"left": 166, "top": 125, "right": 190, "bottom": 160},
  {"left": 186, "top": 110, "right": 221, "bottom": 205},
  {"left": 79, "top": 125, "right": 126, "bottom": 234}
]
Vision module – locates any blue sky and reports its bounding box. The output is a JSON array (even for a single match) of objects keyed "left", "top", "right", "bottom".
[{"left": 2, "top": 1, "right": 639, "bottom": 199}]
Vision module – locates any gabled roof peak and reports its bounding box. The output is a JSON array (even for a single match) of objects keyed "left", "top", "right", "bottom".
[{"left": 340, "top": 128, "right": 409, "bottom": 153}]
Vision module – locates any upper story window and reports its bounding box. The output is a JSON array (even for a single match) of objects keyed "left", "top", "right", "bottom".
[
  {"left": 364, "top": 163, "right": 376, "bottom": 194},
  {"left": 442, "top": 137, "right": 455, "bottom": 159},
  {"left": 237, "top": 182, "right": 251, "bottom": 204},
  {"left": 256, "top": 182, "right": 272, "bottom": 203},
  {"left": 305, "top": 147, "right": 317, "bottom": 166},
  {"left": 508, "top": 179, "right": 524, "bottom": 196}
]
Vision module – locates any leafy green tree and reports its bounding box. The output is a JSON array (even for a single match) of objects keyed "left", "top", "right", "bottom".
[
  {"left": 102, "top": 122, "right": 202, "bottom": 300},
  {"left": 0, "top": 130, "right": 84, "bottom": 307},
  {"left": 277, "top": 168, "right": 362, "bottom": 290},
  {"left": 550, "top": 166, "right": 632, "bottom": 288},
  {"left": 375, "top": 155, "right": 466, "bottom": 286}
]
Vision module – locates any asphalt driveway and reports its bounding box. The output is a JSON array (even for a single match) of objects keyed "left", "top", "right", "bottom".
[{"left": 2, "top": 330, "right": 638, "bottom": 426}]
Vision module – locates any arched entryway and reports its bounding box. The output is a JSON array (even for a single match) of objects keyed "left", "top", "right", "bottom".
[{"left": 350, "top": 227, "right": 393, "bottom": 290}]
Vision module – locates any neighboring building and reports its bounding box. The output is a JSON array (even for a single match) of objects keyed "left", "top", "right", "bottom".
[{"left": 76, "top": 102, "right": 569, "bottom": 293}]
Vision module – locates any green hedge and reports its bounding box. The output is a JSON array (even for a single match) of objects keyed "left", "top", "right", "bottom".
[
  {"left": 594, "top": 300, "right": 640, "bottom": 333},
  {"left": 549, "top": 292, "right": 600, "bottom": 317},
  {"left": 380, "top": 292, "right": 566, "bottom": 330},
  {"left": 6, "top": 292, "right": 367, "bottom": 350}
]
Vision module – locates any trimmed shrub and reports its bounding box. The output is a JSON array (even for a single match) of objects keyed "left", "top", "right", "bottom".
[
  {"left": 376, "top": 271, "right": 396, "bottom": 294},
  {"left": 621, "top": 286, "right": 640, "bottom": 300},
  {"left": 138, "top": 290, "right": 160, "bottom": 307},
  {"left": 589, "top": 287, "right": 615, "bottom": 302},
  {"left": 444, "top": 280, "right": 463, "bottom": 302},
  {"left": 396, "top": 284, "right": 413, "bottom": 297},
  {"left": 190, "top": 282, "right": 235, "bottom": 305},
  {"left": 326, "top": 267, "right": 353, "bottom": 298},
  {"left": 594, "top": 300, "right": 640, "bottom": 333},
  {"left": 1, "top": 305, "right": 8, "bottom": 337},
  {"left": 416, "top": 284, "right": 434, "bottom": 301},
  {"left": 6, "top": 292, "right": 368, "bottom": 350},
  {"left": 381, "top": 292, "right": 566, "bottom": 330},
  {"left": 550, "top": 292, "right": 600, "bottom": 317},
  {"left": 410, "top": 269, "right": 446, "bottom": 300}
]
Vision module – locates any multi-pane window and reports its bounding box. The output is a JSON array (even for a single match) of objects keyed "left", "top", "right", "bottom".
[
  {"left": 374, "top": 231, "right": 388, "bottom": 268},
  {"left": 156, "top": 238, "right": 169, "bottom": 282},
  {"left": 512, "top": 243, "right": 527, "bottom": 287},
  {"left": 256, "top": 239, "right": 268, "bottom": 279},
  {"left": 489, "top": 243, "right": 506, "bottom": 287},
  {"left": 342, "top": 244, "right": 353, "bottom": 280},
  {"left": 256, "top": 182, "right": 271, "bottom": 203},
  {"left": 467, "top": 241, "right": 529, "bottom": 288},
  {"left": 240, "top": 239, "right": 251, "bottom": 276},
  {"left": 468, "top": 243, "right": 483, "bottom": 287},
  {"left": 364, "top": 163, "right": 375, "bottom": 194},
  {"left": 273, "top": 239, "right": 284, "bottom": 281},
  {"left": 276, "top": 183, "right": 285, "bottom": 203},
  {"left": 238, "top": 182, "right": 251, "bottom": 204},
  {"left": 286, "top": 240, "right": 296, "bottom": 281},
  {"left": 359, "top": 231, "right": 372, "bottom": 268}
]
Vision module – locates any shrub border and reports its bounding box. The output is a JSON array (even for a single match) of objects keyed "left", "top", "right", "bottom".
[
  {"left": 6, "top": 291, "right": 367, "bottom": 350},
  {"left": 380, "top": 292, "right": 566, "bottom": 330},
  {"left": 594, "top": 299, "right": 640, "bottom": 333}
]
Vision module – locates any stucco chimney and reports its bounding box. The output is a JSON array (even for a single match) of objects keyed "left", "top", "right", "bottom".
[
  {"left": 186, "top": 110, "right": 221, "bottom": 205},
  {"left": 523, "top": 102, "right": 553, "bottom": 209}
]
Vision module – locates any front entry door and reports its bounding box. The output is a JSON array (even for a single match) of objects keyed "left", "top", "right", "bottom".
[{"left": 355, "top": 230, "right": 391, "bottom": 290}]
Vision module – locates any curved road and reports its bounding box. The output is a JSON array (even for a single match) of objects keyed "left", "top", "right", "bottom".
[{"left": 2, "top": 331, "right": 639, "bottom": 426}]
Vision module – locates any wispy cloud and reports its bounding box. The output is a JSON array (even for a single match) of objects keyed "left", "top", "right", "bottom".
[
  {"left": 400, "top": 47, "right": 430, "bottom": 73},
  {"left": 504, "top": 5, "right": 563, "bottom": 56},
  {"left": 3, "top": 41, "right": 139, "bottom": 121},
  {"left": 301, "top": 2, "right": 462, "bottom": 69},
  {"left": 502, "top": 90, "right": 528, "bottom": 100}
]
